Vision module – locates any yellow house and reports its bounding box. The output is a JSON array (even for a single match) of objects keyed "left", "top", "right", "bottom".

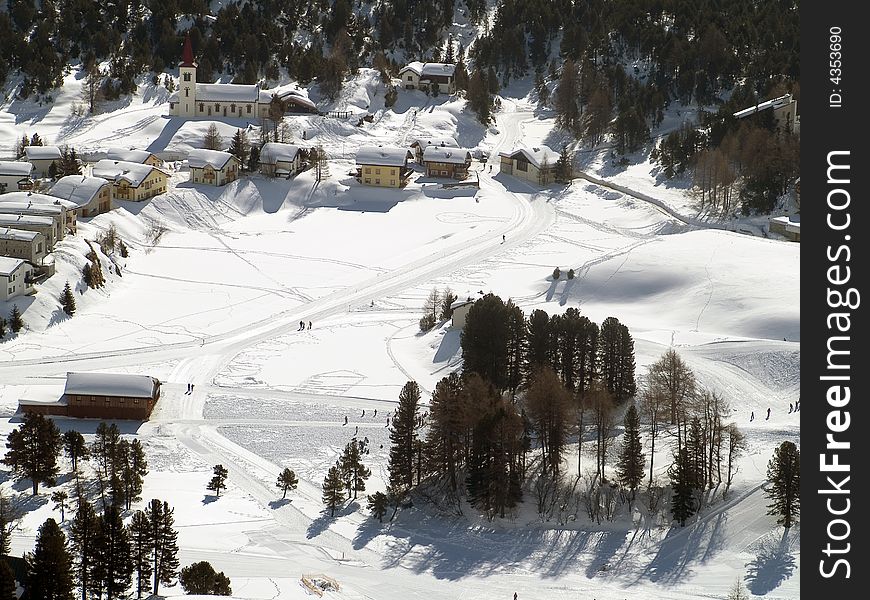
[
  {"left": 355, "top": 146, "right": 413, "bottom": 188},
  {"left": 48, "top": 175, "right": 113, "bottom": 217},
  {"left": 92, "top": 160, "right": 169, "bottom": 201},
  {"left": 188, "top": 149, "right": 240, "bottom": 187}
]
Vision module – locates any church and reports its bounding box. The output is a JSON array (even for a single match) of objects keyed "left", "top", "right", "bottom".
[{"left": 168, "top": 36, "right": 274, "bottom": 119}]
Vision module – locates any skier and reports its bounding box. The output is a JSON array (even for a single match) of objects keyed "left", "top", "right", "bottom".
[
  {"left": 514, "top": 593, "right": 518, "bottom": 600},
  {"left": 343, "top": 416, "right": 348, "bottom": 426},
  {"left": 788, "top": 403, "right": 793, "bottom": 413},
  {"left": 750, "top": 411, "right": 754, "bottom": 422},
  {"left": 361, "top": 409, "right": 365, "bottom": 417},
  {"left": 299, "top": 320, "right": 304, "bottom": 331},
  {"left": 502, "top": 234, "right": 506, "bottom": 243},
  {"left": 766, "top": 407, "right": 771, "bottom": 420},
  {"left": 373, "top": 409, "right": 377, "bottom": 417},
  {"left": 190, "top": 384, "right": 195, "bottom": 393},
  {"left": 354, "top": 426, "right": 359, "bottom": 435},
  {"left": 308, "top": 321, "right": 312, "bottom": 330}
]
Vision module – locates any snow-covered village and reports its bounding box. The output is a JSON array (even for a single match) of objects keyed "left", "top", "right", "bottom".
[{"left": 0, "top": 2, "right": 799, "bottom": 599}]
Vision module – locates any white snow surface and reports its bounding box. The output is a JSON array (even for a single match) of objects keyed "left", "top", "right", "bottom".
[
  {"left": 1, "top": 71, "right": 798, "bottom": 600},
  {"left": 64, "top": 372, "right": 158, "bottom": 398}
]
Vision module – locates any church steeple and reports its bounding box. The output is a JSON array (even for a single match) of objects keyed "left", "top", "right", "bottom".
[{"left": 181, "top": 34, "right": 196, "bottom": 68}]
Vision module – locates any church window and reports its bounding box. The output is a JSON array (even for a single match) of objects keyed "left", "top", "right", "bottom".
[{"left": 183, "top": 73, "right": 191, "bottom": 82}]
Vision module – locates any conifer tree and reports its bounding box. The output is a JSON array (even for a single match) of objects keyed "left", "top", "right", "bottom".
[
  {"left": 24, "top": 518, "right": 75, "bottom": 600},
  {"left": 439, "top": 288, "right": 458, "bottom": 321},
  {"left": 61, "top": 281, "right": 76, "bottom": 316},
  {"left": 248, "top": 145, "right": 260, "bottom": 172},
  {"left": 276, "top": 467, "right": 298, "bottom": 499},
  {"left": 8, "top": 305, "right": 23, "bottom": 334},
  {"left": 367, "top": 491, "right": 388, "bottom": 522},
  {"left": 180, "top": 561, "right": 231, "bottom": 596},
  {"left": 0, "top": 492, "right": 23, "bottom": 556},
  {"left": 207, "top": 464, "right": 228, "bottom": 498},
  {"left": 524, "top": 367, "right": 571, "bottom": 476},
  {"left": 505, "top": 300, "right": 526, "bottom": 397},
  {"left": 322, "top": 464, "right": 346, "bottom": 517},
  {"left": 69, "top": 498, "right": 100, "bottom": 600},
  {"left": 95, "top": 504, "right": 133, "bottom": 600},
  {"left": 339, "top": 441, "right": 370, "bottom": 500},
  {"left": 461, "top": 294, "right": 511, "bottom": 390},
  {"left": 669, "top": 447, "right": 696, "bottom": 526},
  {"left": 466, "top": 68, "right": 491, "bottom": 123},
  {"left": 128, "top": 510, "right": 153, "bottom": 600},
  {"left": 616, "top": 404, "right": 645, "bottom": 503},
  {"left": 388, "top": 381, "right": 420, "bottom": 492},
  {"left": 0, "top": 559, "right": 16, "bottom": 600},
  {"left": 16, "top": 134, "right": 29, "bottom": 159},
  {"left": 144, "top": 499, "right": 179, "bottom": 597},
  {"left": 228, "top": 129, "right": 250, "bottom": 167},
  {"left": 525, "top": 309, "right": 552, "bottom": 378},
  {"left": 52, "top": 490, "right": 69, "bottom": 522},
  {"left": 765, "top": 440, "right": 800, "bottom": 528},
  {"left": 92, "top": 422, "right": 121, "bottom": 479},
  {"left": 598, "top": 317, "right": 636, "bottom": 401},
  {"left": 424, "top": 372, "right": 466, "bottom": 495},
  {"left": 120, "top": 439, "right": 148, "bottom": 510},
  {"left": 0, "top": 317, "right": 6, "bottom": 338},
  {"left": 3, "top": 411, "right": 62, "bottom": 494},
  {"left": 727, "top": 576, "right": 750, "bottom": 600},
  {"left": 555, "top": 58, "right": 580, "bottom": 132},
  {"left": 30, "top": 133, "right": 43, "bottom": 146}
]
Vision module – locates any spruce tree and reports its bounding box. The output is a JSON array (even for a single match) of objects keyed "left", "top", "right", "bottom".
[
  {"left": 3, "top": 411, "right": 62, "bottom": 494},
  {"left": 228, "top": 129, "right": 250, "bottom": 167},
  {"left": 145, "top": 499, "right": 179, "bottom": 597},
  {"left": 8, "top": 305, "right": 23, "bottom": 334},
  {"left": 0, "top": 559, "right": 15, "bottom": 600},
  {"left": 61, "top": 281, "right": 76, "bottom": 316},
  {"left": 119, "top": 439, "right": 147, "bottom": 510},
  {"left": 276, "top": 467, "right": 298, "bottom": 499},
  {"left": 460, "top": 294, "right": 511, "bottom": 390},
  {"left": 128, "top": 511, "right": 153, "bottom": 600},
  {"left": 424, "top": 372, "right": 466, "bottom": 495},
  {"left": 207, "top": 464, "right": 228, "bottom": 498},
  {"left": 248, "top": 145, "right": 260, "bottom": 172},
  {"left": 25, "top": 518, "right": 75, "bottom": 600},
  {"left": 96, "top": 504, "right": 133, "bottom": 600},
  {"left": 765, "top": 441, "right": 800, "bottom": 528},
  {"left": 616, "top": 404, "right": 645, "bottom": 502},
  {"left": 0, "top": 317, "right": 6, "bottom": 338},
  {"left": 51, "top": 490, "right": 69, "bottom": 522},
  {"left": 554, "top": 58, "right": 580, "bottom": 132},
  {"left": 322, "top": 464, "right": 346, "bottom": 517},
  {"left": 388, "top": 381, "right": 420, "bottom": 492},
  {"left": 367, "top": 491, "right": 388, "bottom": 522},
  {"left": 63, "top": 430, "right": 88, "bottom": 474},
  {"left": 339, "top": 441, "right": 370, "bottom": 500},
  {"left": 16, "top": 134, "right": 29, "bottom": 159},
  {"left": 30, "top": 133, "right": 43, "bottom": 146},
  {"left": 0, "top": 492, "right": 23, "bottom": 556},
  {"left": 69, "top": 498, "right": 100, "bottom": 600},
  {"left": 669, "top": 447, "right": 696, "bottom": 526}
]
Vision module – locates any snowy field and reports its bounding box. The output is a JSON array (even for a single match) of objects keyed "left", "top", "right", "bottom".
[{"left": 1, "top": 69, "right": 798, "bottom": 600}]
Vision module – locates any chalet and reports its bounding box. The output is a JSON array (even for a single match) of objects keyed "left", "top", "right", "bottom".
[
  {"left": 19, "top": 372, "right": 162, "bottom": 420},
  {"left": 106, "top": 148, "right": 163, "bottom": 167},
  {"left": 0, "top": 257, "right": 34, "bottom": 302},
  {"left": 398, "top": 62, "right": 456, "bottom": 94},
  {"left": 409, "top": 137, "right": 458, "bottom": 164},
  {"left": 450, "top": 299, "right": 474, "bottom": 330},
  {"left": 1, "top": 191, "right": 77, "bottom": 236},
  {"left": 23, "top": 146, "right": 62, "bottom": 178},
  {"left": 0, "top": 227, "right": 46, "bottom": 265},
  {"left": 273, "top": 89, "right": 319, "bottom": 114},
  {"left": 259, "top": 143, "right": 303, "bottom": 178},
  {"left": 422, "top": 146, "right": 472, "bottom": 179},
  {"left": 188, "top": 149, "right": 240, "bottom": 186},
  {"left": 48, "top": 175, "right": 113, "bottom": 217},
  {"left": 92, "top": 160, "right": 169, "bottom": 201},
  {"left": 0, "top": 214, "right": 57, "bottom": 250},
  {"left": 499, "top": 145, "right": 559, "bottom": 185},
  {"left": 733, "top": 93, "right": 800, "bottom": 135},
  {"left": 0, "top": 161, "right": 34, "bottom": 193},
  {"left": 355, "top": 146, "right": 413, "bottom": 188}
]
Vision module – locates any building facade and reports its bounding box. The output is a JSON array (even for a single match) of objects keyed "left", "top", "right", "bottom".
[
  {"left": 499, "top": 146, "right": 558, "bottom": 185},
  {"left": 0, "top": 161, "right": 34, "bottom": 194},
  {"left": 19, "top": 372, "right": 162, "bottom": 420},
  {"left": 188, "top": 149, "right": 240, "bottom": 186},
  {"left": 92, "top": 160, "right": 168, "bottom": 201},
  {"left": 259, "top": 143, "right": 302, "bottom": 178},
  {"left": 0, "top": 228, "right": 46, "bottom": 265},
  {"left": 0, "top": 257, "right": 34, "bottom": 301},
  {"left": 106, "top": 148, "right": 164, "bottom": 167},
  {"left": 422, "top": 146, "right": 472, "bottom": 179},
  {"left": 48, "top": 175, "right": 113, "bottom": 217},
  {"left": 398, "top": 63, "right": 456, "bottom": 94},
  {"left": 355, "top": 146, "right": 413, "bottom": 187},
  {"left": 23, "top": 146, "right": 62, "bottom": 178}
]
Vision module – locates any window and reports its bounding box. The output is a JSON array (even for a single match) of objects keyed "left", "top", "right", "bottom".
[
  {"left": 516, "top": 158, "right": 528, "bottom": 172},
  {"left": 185, "top": 88, "right": 189, "bottom": 97},
  {"left": 365, "top": 167, "right": 371, "bottom": 174},
  {"left": 183, "top": 72, "right": 191, "bottom": 82},
  {"left": 215, "top": 103, "right": 220, "bottom": 111},
  {"left": 231, "top": 104, "right": 236, "bottom": 112},
  {"left": 407, "top": 76, "right": 413, "bottom": 81},
  {"left": 375, "top": 168, "right": 381, "bottom": 174},
  {"left": 390, "top": 180, "right": 395, "bottom": 186},
  {"left": 375, "top": 179, "right": 380, "bottom": 185},
  {"left": 364, "top": 178, "right": 371, "bottom": 184},
  {"left": 246, "top": 105, "right": 251, "bottom": 113},
  {"left": 199, "top": 103, "right": 204, "bottom": 112}
]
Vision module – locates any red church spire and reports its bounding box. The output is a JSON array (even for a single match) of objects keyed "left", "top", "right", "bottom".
[{"left": 180, "top": 34, "right": 196, "bottom": 67}]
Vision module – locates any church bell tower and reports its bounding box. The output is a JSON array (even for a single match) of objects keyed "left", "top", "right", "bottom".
[{"left": 178, "top": 35, "right": 197, "bottom": 117}]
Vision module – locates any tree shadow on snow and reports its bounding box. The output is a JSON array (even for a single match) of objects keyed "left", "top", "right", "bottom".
[
  {"left": 433, "top": 329, "right": 461, "bottom": 364},
  {"left": 745, "top": 529, "right": 798, "bottom": 595},
  {"left": 640, "top": 510, "right": 729, "bottom": 586},
  {"left": 202, "top": 494, "right": 219, "bottom": 505},
  {"left": 268, "top": 498, "right": 292, "bottom": 510},
  {"left": 306, "top": 501, "right": 359, "bottom": 539},
  {"left": 352, "top": 515, "right": 385, "bottom": 550}
]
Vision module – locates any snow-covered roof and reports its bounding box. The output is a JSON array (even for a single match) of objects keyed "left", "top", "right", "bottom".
[
  {"left": 0, "top": 227, "right": 40, "bottom": 242},
  {"left": 0, "top": 214, "right": 54, "bottom": 227},
  {"left": 0, "top": 256, "right": 27, "bottom": 276},
  {"left": 92, "top": 160, "right": 165, "bottom": 188},
  {"left": 196, "top": 83, "right": 263, "bottom": 103},
  {"left": 0, "top": 201, "right": 65, "bottom": 217},
  {"left": 275, "top": 90, "right": 317, "bottom": 110},
  {"left": 499, "top": 145, "right": 558, "bottom": 169},
  {"left": 450, "top": 299, "right": 474, "bottom": 310},
  {"left": 24, "top": 146, "right": 62, "bottom": 160},
  {"left": 64, "top": 372, "right": 159, "bottom": 399},
  {"left": 1, "top": 191, "right": 76, "bottom": 210},
  {"left": 733, "top": 94, "right": 795, "bottom": 119},
  {"left": 105, "top": 148, "right": 157, "bottom": 164},
  {"left": 260, "top": 143, "right": 301, "bottom": 164},
  {"left": 400, "top": 62, "right": 456, "bottom": 78},
  {"left": 410, "top": 137, "right": 458, "bottom": 150},
  {"left": 355, "top": 146, "right": 411, "bottom": 167},
  {"left": 48, "top": 176, "right": 111, "bottom": 208},
  {"left": 0, "top": 161, "right": 33, "bottom": 177},
  {"left": 771, "top": 215, "right": 801, "bottom": 233},
  {"left": 187, "top": 149, "right": 238, "bottom": 170},
  {"left": 423, "top": 146, "right": 472, "bottom": 164}
]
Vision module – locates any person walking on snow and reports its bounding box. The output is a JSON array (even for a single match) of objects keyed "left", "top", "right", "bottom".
[
  {"left": 788, "top": 403, "right": 793, "bottom": 413},
  {"left": 343, "top": 416, "right": 348, "bottom": 426},
  {"left": 766, "top": 407, "right": 771, "bottom": 420},
  {"left": 750, "top": 411, "right": 754, "bottom": 422},
  {"left": 308, "top": 321, "right": 312, "bottom": 330}
]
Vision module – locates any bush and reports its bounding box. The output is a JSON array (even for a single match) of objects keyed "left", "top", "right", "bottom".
[
  {"left": 180, "top": 561, "right": 232, "bottom": 596},
  {"left": 419, "top": 314, "right": 436, "bottom": 332},
  {"left": 567, "top": 269, "right": 575, "bottom": 280},
  {"left": 552, "top": 267, "right": 561, "bottom": 280}
]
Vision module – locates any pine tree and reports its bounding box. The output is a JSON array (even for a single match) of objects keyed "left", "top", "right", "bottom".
[
  {"left": 388, "top": 381, "right": 420, "bottom": 492},
  {"left": 95, "top": 504, "right": 133, "bottom": 600},
  {"left": 30, "top": 133, "right": 43, "bottom": 146},
  {"left": 439, "top": 288, "right": 458, "bottom": 321},
  {"left": 179, "top": 561, "right": 231, "bottom": 595},
  {"left": 322, "top": 464, "right": 346, "bottom": 517},
  {"left": 248, "top": 145, "right": 261, "bottom": 172},
  {"left": 24, "top": 518, "right": 75, "bottom": 600},
  {"left": 765, "top": 440, "right": 800, "bottom": 528},
  {"left": 61, "top": 281, "right": 76, "bottom": 316},
  {"left": 669, "top": 447, "right": 696, "bottom": 526},
  {"left": 144, "top": 499, "right": 179, "bottom": 597},
  {"left": 69, "top": 498, "right": 100, "bottom": 600},
  {"left": 81, "top": 61, "right": 104, "bottom": 114},
  {"left": 460, "top": 294, "right": 511, "bottom": 390},
  {"left": 598, "top": 317, "right": 636, "bottom": 401},
  {"left": 0, "top": 317, "right": 6, "bottom": 338},
  {"left": 51, "top": 490, "right": 69, "bottom": 522},
  {"left": 92, "top": 422, "right": 121, "bottom": 478},
  {"left": 339, "top": 441, "right": 371, "bottom": 500},
  {"left": 0, "top": 492, "right": 23, "bottom": 556},
  {"left": 207, "top": 464, "right": 228, "bottom": 498},
  {"left": 228, "top": 129, "right": 250, "bottom": 167},
  {"left": 616, "top": 404, "right": 645, "bottom": 503},
  {"left": 3, "top": 411, "right": 62, "bottom": 494},
  {"left": 524, "top": 366, "right": 571, "bottom": 476},
  {"left": 16, "top": 134, "right": 29, "bottom": 159},
  {"left": 276, "top": 467, "right": 298, "bottom": 499},
  {"left": 129, "top": 511, "right": 153, "bottom": 600},
  {"left": 466, "top": 68, "right": 491, "bottom": 124},
  {"left": 554, "top": 58, "right": 580, "bottom": 132},
  {"left": 505, "top": 300, "right": 526, "bottom": 397},
  {"left": 8, "top": 305, "right": 23, "bottom": 334},
  {"left": 554, "top": 145, "right": 574, "bottom": 182},
  {"left": 0, "top": 559, "right": 16, "bottom": 600},
  {"left": 121, "top": 439, "right": 148, "bottom": 510},
  {"left": 424, "top": 372, "right": 466, "bottom": 495},
  {"left": 727, "top": 576, "right": 750, "bottom": 600},
  {"left": 367, "top": 491, "right": 388, "bottom": 522}
]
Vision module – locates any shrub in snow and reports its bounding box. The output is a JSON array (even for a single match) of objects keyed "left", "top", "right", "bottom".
[
  {"left": 567, "top": 269, "right": 575, "bottom": 280},
  {"left": 552, "top": 267, "right": 561, "bottom": 280},
  {"left": 419, "top": 314, "right": 436, "bottom": 332}
]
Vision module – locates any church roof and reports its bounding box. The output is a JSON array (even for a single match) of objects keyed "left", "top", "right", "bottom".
[{"left": 181, "top": 35, "right": 196, "bottom": 68}]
